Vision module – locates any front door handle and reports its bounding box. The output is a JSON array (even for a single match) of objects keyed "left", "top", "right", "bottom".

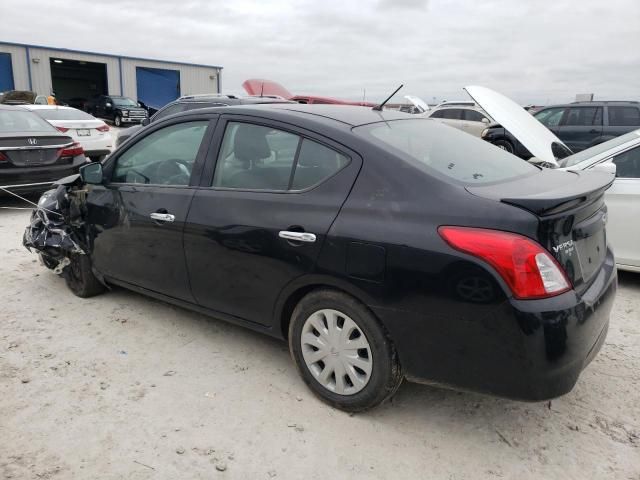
[
  {"left": 150, "top": 212, "right": 175, "bottom": 222},
  {"left": 279, "top": 231, "right": 316, "bottom": 243}
]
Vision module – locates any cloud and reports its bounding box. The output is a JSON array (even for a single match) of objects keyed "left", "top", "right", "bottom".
[{"left": 2, "top": 0, "right": 639, "bottom": 104}]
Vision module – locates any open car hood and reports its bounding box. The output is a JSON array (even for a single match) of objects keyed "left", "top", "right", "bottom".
[
  {"left": 242, "top": 79, "right": 293, "bottom": 99},
  {"left": 464, "top": 86, "right": 571, "bottom": 166},
  {"left": 404, "top": 95, "right": 430, "bottom": 113}
]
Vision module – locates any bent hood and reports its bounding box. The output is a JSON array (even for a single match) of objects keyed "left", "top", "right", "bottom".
[{"left": 464, "top": 85, "right": 571, "bottom": 166}]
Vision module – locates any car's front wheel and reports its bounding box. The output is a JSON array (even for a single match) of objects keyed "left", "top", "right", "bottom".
[
  {"left": 493, "top": 139, "right": 514, "bottom": 154},
  {"left": 289, "top": 289, "right": 402, "bottom": 412},
  {"left": 63, "top": 254, "right": 106, "bottom": 298},
  {"left": 114, "top": 115, "right": 122, "bottom": 127}
]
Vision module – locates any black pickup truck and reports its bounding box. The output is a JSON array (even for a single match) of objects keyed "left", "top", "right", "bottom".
[{"left": 86, "top": 95, "right": 148, "bottom": 127}]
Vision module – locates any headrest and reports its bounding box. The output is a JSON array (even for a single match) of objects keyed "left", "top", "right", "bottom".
[{"left": 233, "top": 124, "right": 271, "bottom": 162}]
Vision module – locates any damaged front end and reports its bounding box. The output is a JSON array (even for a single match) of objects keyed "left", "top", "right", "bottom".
[{"left": 23, "top": 174, "right": 89, "bottom": 274}]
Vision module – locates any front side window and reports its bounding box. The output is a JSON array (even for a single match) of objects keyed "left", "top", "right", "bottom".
[
  {"left": 535, "top": 108, "right": 565, "bottom": 127},
  {"left": 608, "top": 106, "right": 640, "bottom": 127},
  {"left": 213, "top": 121, "right": 348, "bottom": 191},
  {"left": 564, "top": 107, "right": 602, "bottom": 126},
  {"left": 612, "top": 146, "right": 640, "bottom": 178},
  {"left": 112, "top": 121, "right": 208, "bottom": 185},
  {"left": 355, "top": 119, "right": 536, "bottom": 185}
]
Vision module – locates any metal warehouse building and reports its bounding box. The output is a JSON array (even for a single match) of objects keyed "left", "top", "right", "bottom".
[{"left": 0, "top": 41, "right": 222, "bottom": 110}]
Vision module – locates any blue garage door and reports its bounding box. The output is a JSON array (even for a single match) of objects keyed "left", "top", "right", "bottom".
[
  {"left": 135, "top": 67, "right": 180, "bottom": 110},
  {"left": 0, "top": 53, "right": 15, "bottom": 92}
]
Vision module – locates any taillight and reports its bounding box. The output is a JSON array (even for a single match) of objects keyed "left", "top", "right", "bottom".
[
  {"left": 96, "top": 123, "right": 110, "bottom": 132},
  {"left": 0, "top": 152, "right": 8, "bottom": 162},
  {"left": 438, "top": 226, "right": 571, "bottom": 299},
  {"left": 58, "top": 141, "right": 84, "bottom": 158},
  {"left": 56, "top": 126, "right": 70, "bottom": 133}
]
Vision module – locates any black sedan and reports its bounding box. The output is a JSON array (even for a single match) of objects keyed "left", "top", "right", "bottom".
[
  {"left": 24, "top": 104, "right": 617, "bottom": 411},
  {"left": 0, "top": 105, "right": 87, "bottom": 195}
]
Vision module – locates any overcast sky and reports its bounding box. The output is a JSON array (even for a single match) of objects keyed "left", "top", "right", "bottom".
[{"left": 3, "top": 0, "right": 639, "bottom": 104}]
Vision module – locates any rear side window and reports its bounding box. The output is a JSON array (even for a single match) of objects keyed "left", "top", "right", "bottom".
[
  {"left": 534, "top": 108, "right": 565, "bottom": 127},
  {"left": 608, "top": 106, "right": 640, "bottom": 126},
  {"left": 355, "top": 119, "right": 536, "bottom": 185},
  {"left": 292, "top": 139, "right": 349, "bottom": 189},
  {"left": 564, "top": 107, "right": 602, "bottom": 126},
  {"left": 213, "top": 121, "right": 348, "bottom": 191},
  {"left": 612, "top": 146, "right": 640, "bottom": 178}
]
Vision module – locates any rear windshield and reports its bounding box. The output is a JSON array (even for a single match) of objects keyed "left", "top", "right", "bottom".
[
  {"left": 0, "top": 109, "right": 57, "bottom": 133},
  {"left": 561, "top": 129, "right": 640, "bottom": 167},
  {"left": 35, "top": 108, "right": 95, "bottom": 121},
  {"left": 354, "top": 119, "right": 536, "bottom": 184}
]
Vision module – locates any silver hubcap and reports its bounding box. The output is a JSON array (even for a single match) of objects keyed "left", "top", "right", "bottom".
[{"left": 300, "top": 309, "right": 372, "bottom": 395}]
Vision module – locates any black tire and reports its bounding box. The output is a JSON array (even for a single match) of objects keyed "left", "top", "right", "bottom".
[
  {"left": 114, "top": 115, "right": 122, "bottom": 127},
  {"left": 289, "top": 289, "right": 402, "bottom": 412},
  {"left": 63, "top": 254, "right": 106, "bottom": 298},
  {"left": 493, "top": 139, "right": 514, "bottom": 154}
]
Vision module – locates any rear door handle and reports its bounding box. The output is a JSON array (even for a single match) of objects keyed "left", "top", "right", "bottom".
[
  {"left": 150, "top": 212, "right": 175, "bottom": 222},
  {"left": 279, "top": 231, "right": 316, "bottom": 243}
]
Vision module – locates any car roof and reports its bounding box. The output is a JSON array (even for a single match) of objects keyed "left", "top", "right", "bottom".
[
  {"left": 179, "top": 103, "right": 413, "bottom": 127},
  {"left": 541, "top": 101, "right": 640, "bottom": 108}
]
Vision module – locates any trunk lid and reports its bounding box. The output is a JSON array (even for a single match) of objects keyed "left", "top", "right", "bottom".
[
  {"left": 464, "top": 85, "right": 572, "bottom": 166},
  {"left": 468, "top": 169, "right": 614, "bottom": 291},
  {"left": 0, "top": 135, "right": 73, "bottom": 167}
]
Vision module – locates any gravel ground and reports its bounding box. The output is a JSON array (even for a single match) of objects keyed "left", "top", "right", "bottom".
[{"left": 0, "top": 196, "right": 639, "bottom": 480}]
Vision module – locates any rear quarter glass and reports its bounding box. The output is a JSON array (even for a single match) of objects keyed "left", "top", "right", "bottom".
[{"left": 354, "top": 119, "right": 537, "bottom": 186}]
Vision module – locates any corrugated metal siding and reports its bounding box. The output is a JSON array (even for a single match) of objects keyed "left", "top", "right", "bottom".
[
  {"left": 0, "top": 44, "right": 29, "bottom": 90},
  {"left": 1, "top": 42, "right": 221, "bottom": 100},
  {"left": 27, "top": 47, "right": 121, "bottom": 96},
  {"left": 121, "top": 58, "right": 220, "bottom": 99}
]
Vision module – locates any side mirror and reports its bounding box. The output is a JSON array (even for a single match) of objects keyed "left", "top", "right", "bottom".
[
  {"left": 80, "top": 162, "right": 104, "bottom": 184},
  {"left": 481, "top": 117, "right": 490, "bottom": 124},
  {"left": 591, "top": 161, "right": 617, "bottom": 175},
  {"left": 105, "top": 102, "right": 112, "bottom": 108},
  {"left": 141, "top": 117, "right": 151, "bottom": 126}
]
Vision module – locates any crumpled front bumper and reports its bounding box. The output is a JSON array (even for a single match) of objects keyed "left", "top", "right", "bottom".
[{"left": 22, "top": 179, "right": 88, "bottom": 272}]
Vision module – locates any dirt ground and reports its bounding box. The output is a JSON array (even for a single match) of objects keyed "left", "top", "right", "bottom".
[{"left": 1, "top": 196, "right": 639, "bottom": 480}]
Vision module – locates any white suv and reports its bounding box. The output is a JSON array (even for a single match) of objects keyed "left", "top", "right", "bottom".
[{"left": 427, "top": 102, "right": 493, "bottom": 137}]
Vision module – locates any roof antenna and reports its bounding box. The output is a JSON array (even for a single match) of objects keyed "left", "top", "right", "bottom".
[{"left": 373, "top": 84, "right": 403, "bottom": 111}]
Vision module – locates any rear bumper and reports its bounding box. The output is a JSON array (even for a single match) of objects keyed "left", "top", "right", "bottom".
[
  {"left": 0, "top": 156, "right": 87, "bottom": 195},
  {"left": 375, "top": 248, "right": 617, "bottom": 401}
]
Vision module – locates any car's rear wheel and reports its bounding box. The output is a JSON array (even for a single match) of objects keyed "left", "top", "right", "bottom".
[
  {"left": 289, "top": 289, "right": 402, "bottom": 412},
  {"left": 114, "top": 115, "right": 122, "bottom": 127},
  {"left": 494, "top": 139, "right": 514, "bottom": 154},
  {"left": 63, "top": 254, "right": 106, "bottom": 298}
]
